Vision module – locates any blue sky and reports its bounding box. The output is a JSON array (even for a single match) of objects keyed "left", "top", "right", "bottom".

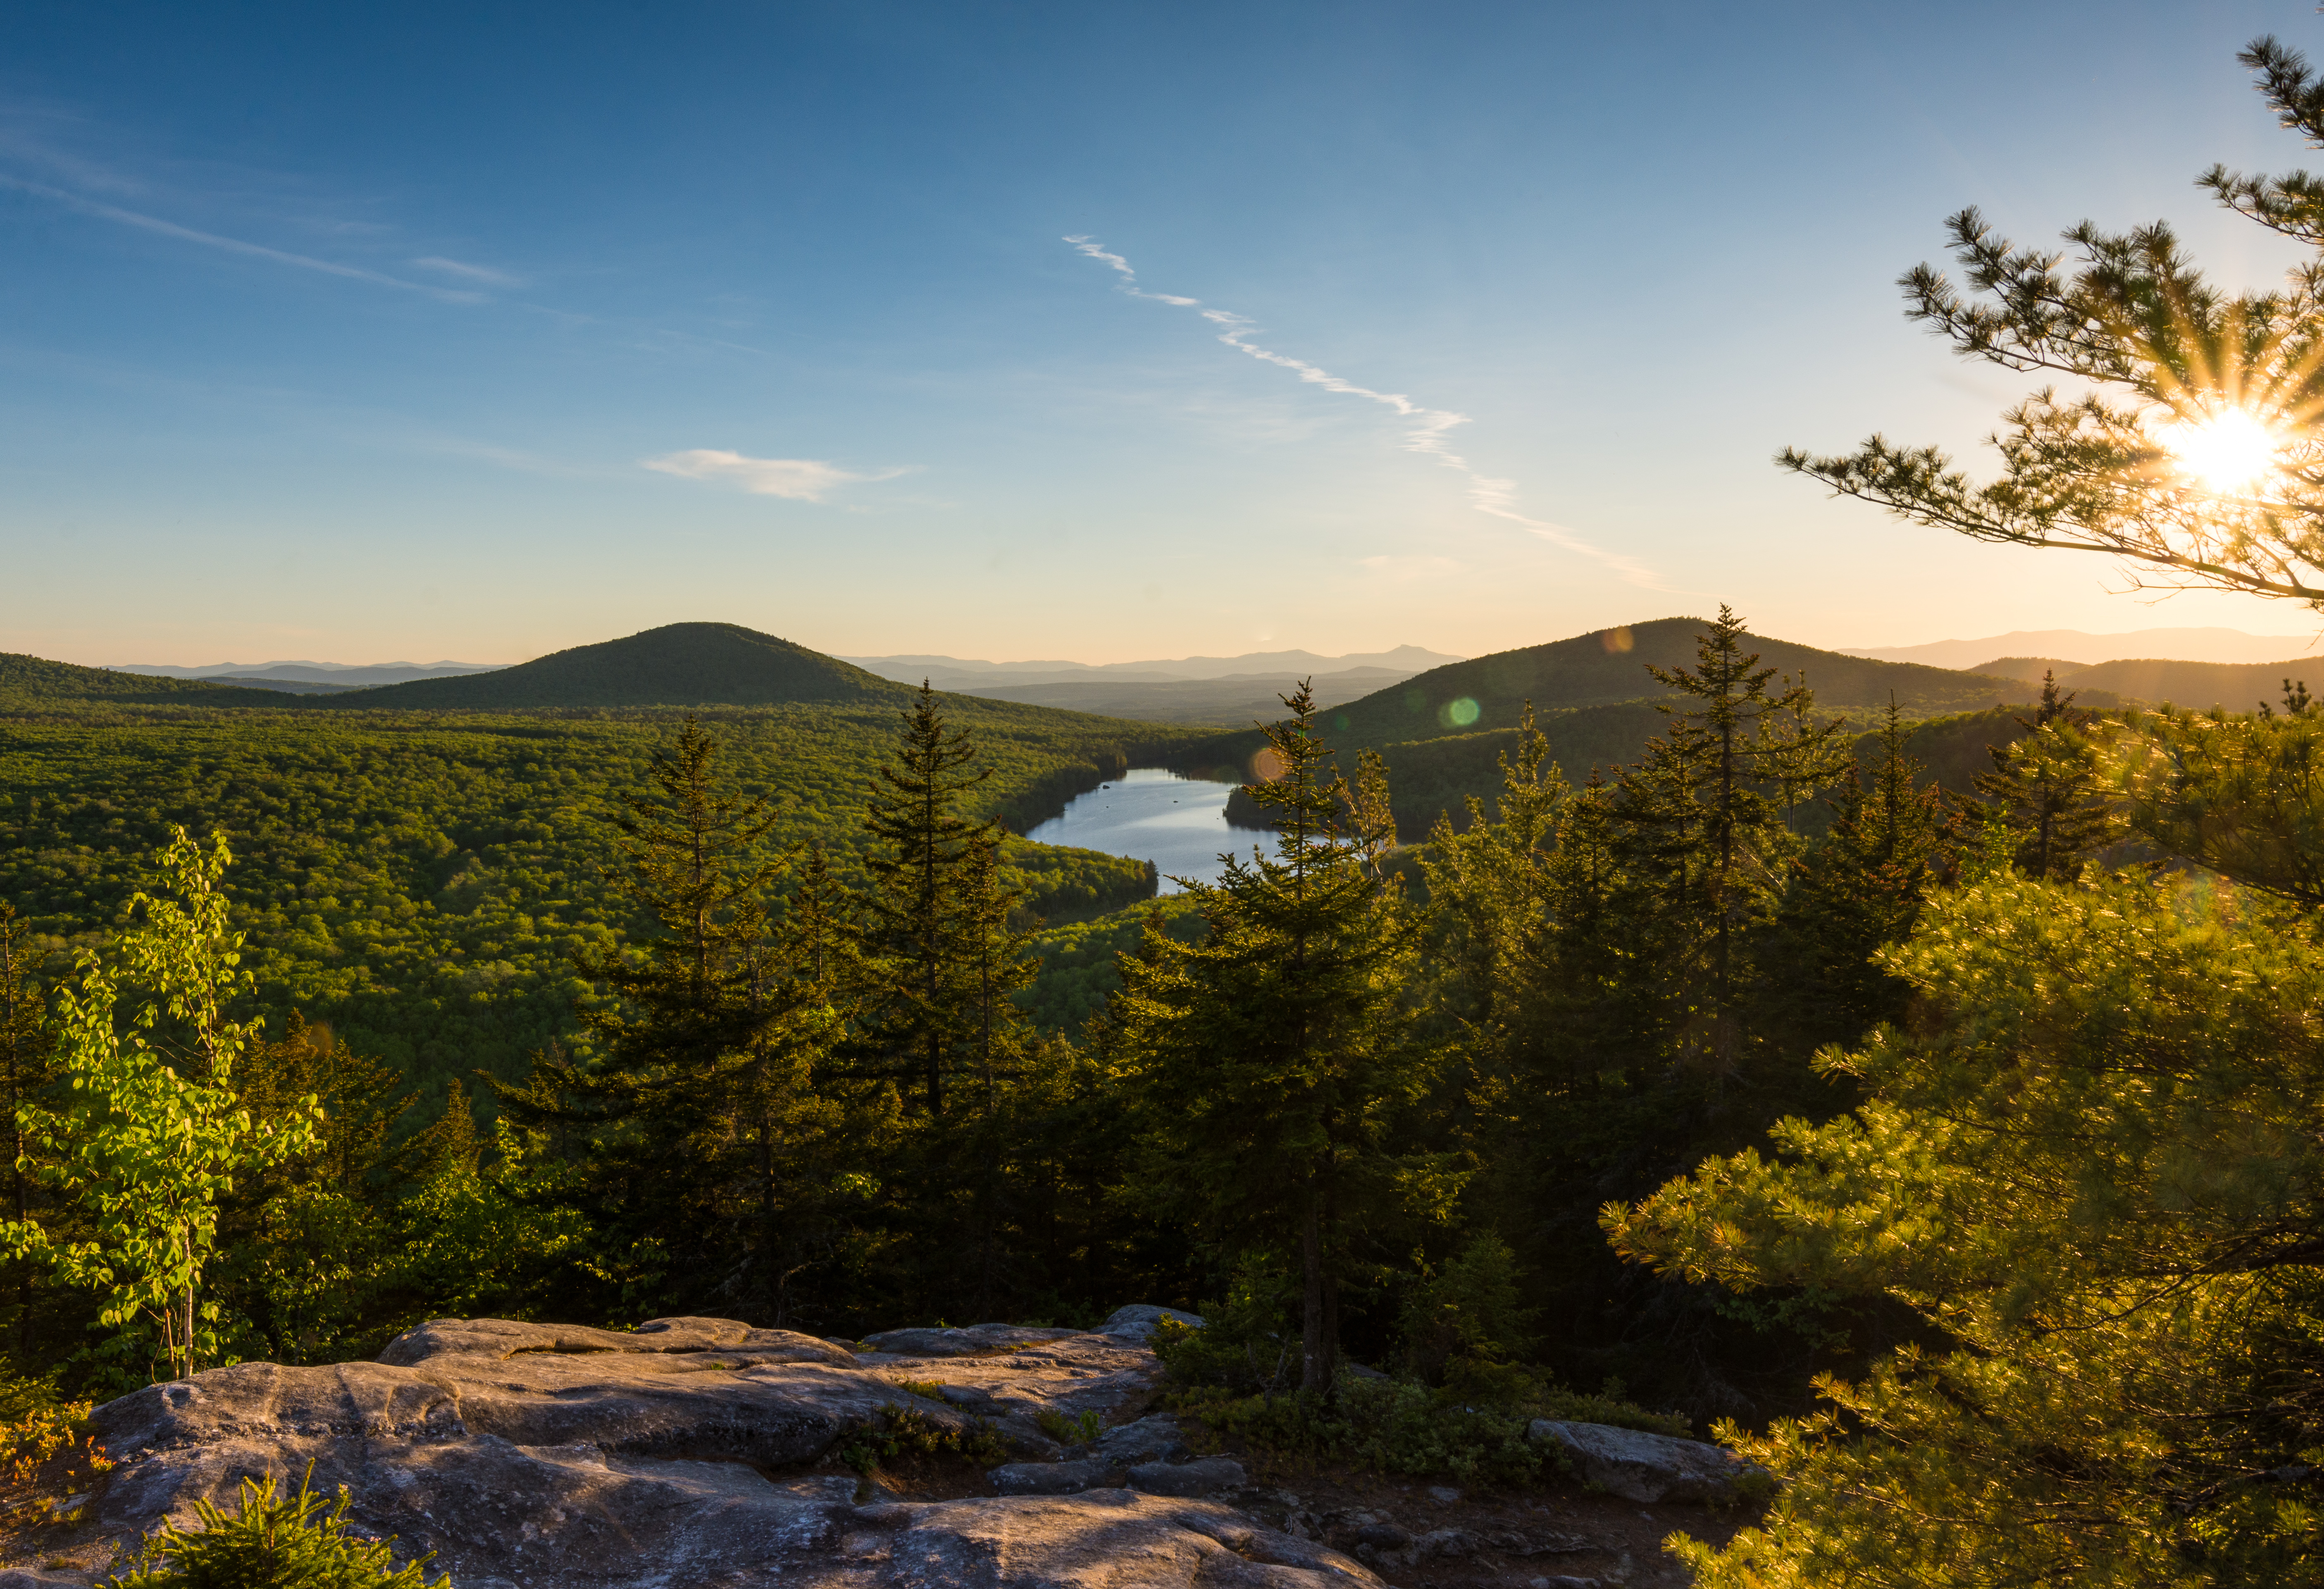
[{"left": 3, "top": 0, "right": 2318, "bottom": 667}]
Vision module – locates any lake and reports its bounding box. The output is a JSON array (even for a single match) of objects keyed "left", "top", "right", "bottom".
[{"left": 1027, "top": 767, "right": 1273, "bottom": 893}]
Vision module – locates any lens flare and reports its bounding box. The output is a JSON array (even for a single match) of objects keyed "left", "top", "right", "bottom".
[{"left": 2162, "top": 408, "right": 2283, "bottom": 494}]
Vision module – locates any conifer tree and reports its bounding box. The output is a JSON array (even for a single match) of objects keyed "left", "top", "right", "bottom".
[
  {"left": 1967, "top": 671, "right": 2114, "bottom": 880},
  {"left": 713, "top": 849, "right": 893, "bottom": 1327},
  {"left": 1611, "top": 870, "right": 2324, "bottom": 1587},
  {"left": 857, "top": 684, "right": 996, "bottom": 1117},
  {"left": 1117, "top": 683, "right": 1422, "bottom": 1393},
  {"left": 1612, "top": 608, "right": 1851, "bottom": 1075},
  {"left": 948, "top": 833, "right": 1044, "bottom": 1315},
  {"left": 499, "top": 717, "right": 806, "bottom": 1316},
  {"left": 1773, "top": 700, "right": 1952, "bottom": 1038},
  {"left": 1419, "top": 706, "right": 1568, "bottom": 1056}
]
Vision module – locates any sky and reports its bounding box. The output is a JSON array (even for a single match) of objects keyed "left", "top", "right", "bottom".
[{"left": 5, "top": 0, "right": 2323, "bottom": 667}]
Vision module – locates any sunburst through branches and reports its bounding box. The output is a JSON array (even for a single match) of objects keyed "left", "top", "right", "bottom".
[{"left": 2160, "top": 406, "right": 2286, "bottom": 495}]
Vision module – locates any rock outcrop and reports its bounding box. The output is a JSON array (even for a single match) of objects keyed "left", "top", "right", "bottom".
[
  {"left": 9, "top": 1311, "right": 1373, "bottom": 1588},
  {"left": 0, "top": 1310, "right": 1762, "bottom": 1587},
  {"left": 1529, "top": 1419, "right": 1770, "bottom": 1505}
]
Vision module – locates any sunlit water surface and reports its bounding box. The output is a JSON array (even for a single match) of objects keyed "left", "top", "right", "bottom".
[{"left": 1026, "top": 768, "right": 1272, "bottom": 894}]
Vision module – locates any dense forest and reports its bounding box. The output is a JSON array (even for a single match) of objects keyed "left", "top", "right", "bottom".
[
  {"left": 0, "top": 694, "right": 1180, "bottom": 1119},
  {"left": 7, "top": 596, "right": 2324, "bottom": 1584}
]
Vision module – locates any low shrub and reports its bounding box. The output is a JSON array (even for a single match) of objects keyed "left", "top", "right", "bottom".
[
  {"left": 0, "top": 1370, "right": 110, "bottom": 1531},
  {"left": 106, "top": 1463, "right": 438, "bottom": 1587},
  {"left": 837, "top": 1408, "right": 1010, "bottom": 1476},
  {"left": 1154, "top": 1286, "right": 1690, "bottom": 1486},
  {"left": 1034, "top": 1408, "right": 1101, "bottom": 1446}
]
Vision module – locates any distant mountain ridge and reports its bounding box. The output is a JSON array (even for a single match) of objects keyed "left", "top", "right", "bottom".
[
  {"left": 844, "top": 644, "right": 1461, "bottom": 690},
  {"left": 963, "top": 667, "right": 1410, "bottom": 725},
  {"left": 110, "top": 659, "right": 506, "bottom": 687},
  {"left": 1318, "top": 618, "right": 2048, "bottom": 746},
  {"left": 1843, "top": 627, "right": 2316, "bottom": 669}
]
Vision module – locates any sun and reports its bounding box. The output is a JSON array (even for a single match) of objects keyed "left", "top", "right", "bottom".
[{"left": 2161, "top": 407, "right": 2284, "bottom": 494}]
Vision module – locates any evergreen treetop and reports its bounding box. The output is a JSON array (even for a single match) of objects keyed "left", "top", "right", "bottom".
[{"left": 1117, "top": 681, "right": 1425, "bottom": 1395}]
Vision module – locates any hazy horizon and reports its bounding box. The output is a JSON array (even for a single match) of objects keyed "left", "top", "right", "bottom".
[{"left": 81, "top": 618, "right": 2324, "bottom": 676}]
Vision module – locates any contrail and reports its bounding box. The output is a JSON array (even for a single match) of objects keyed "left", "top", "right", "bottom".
[
  {"left": 1064, "top": 236, "right": 1662, "bottom": 587},
  {"left": 0, "top": 174, "right": 476, "bottom": 301}
]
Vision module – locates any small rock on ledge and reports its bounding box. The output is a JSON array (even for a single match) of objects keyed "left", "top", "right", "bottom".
[{"left": 1529, "top": 1418, "right": 1771, "bottom": 1505}]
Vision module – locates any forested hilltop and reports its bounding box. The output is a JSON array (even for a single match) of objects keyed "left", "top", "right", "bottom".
[{"left": 1187, "top": 616, "right": 2129, "bottom": 836}]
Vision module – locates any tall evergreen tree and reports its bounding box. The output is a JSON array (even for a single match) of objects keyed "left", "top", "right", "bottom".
[
  {"left": 1613, "top": 607, "right": 1852, "bottom": 1076},
  {"left": 1117, "top": 683, "right": 1423, "bottom": 1392},
  {"left": 1969, "top": 672, "right": 2114, "bottom": 880},
  {"left": 499, "top": 717, "right": 805, "bottom": 1316},
  {"left": 711, "top": 849, "right": 894, "bottom": 1327},
  {"left": 1773, "top": 700, "right": 1952, "bottom": 1040},
  {"left": 857, "top": 685, "right": 995, "bottom": 1118},
  {"left": 949, "top": 833, "right": 1043, "bottom": 1315}
]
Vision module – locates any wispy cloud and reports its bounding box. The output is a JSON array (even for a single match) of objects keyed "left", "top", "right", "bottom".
[
  {"left": 412, "top": 255, "right": 522, "bottom": 287},
  {"left": 1063, "top": 236, "right": 1199, "bottom": 306},
  {"left": 641, "top": 449, "right": 909, "bottom": 502},
  {"left": 1065, "top": 236, "right": 1664, "bottom": 588},
  {"left": 0, "top": 173, "right": 481, "bottom": 301}
]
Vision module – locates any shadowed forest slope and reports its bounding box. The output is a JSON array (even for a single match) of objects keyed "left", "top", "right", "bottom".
[{"left": 2058, "top": 653, "right": 2324, "bottom": 710}]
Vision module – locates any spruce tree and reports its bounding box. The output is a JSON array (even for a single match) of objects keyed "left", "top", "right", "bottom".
[
  {"left": 857, "top": 685, "right": 994, "bottom": 1117},
  {"left": 951, "top": 833, "right": 1042, "bottom": 1315},
  {"left": 1418, "top": 705, "right": 1568, "bottom": 1057},
  {"left": 1774, "top": 700, "right": 1952, "bottom": 1039},
  {"left": 1117, "top": 683, "right": 1423, "bottom": 1393},
  {"left": 1969, "top": 672, "right": 2114, "bottom": 880},
  {"left": 498, "top": 717, "right": 806, "bottom": 1317},
  {"left": 1612, "top": 608, "right": 1851, "bottom": 1076},
  {"left": 715, "top": 848, "right": 894, "bottom": 1327}
]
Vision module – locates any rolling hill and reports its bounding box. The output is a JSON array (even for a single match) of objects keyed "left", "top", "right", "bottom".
[
  {"left": 2047, "top": 654, "right": 2324, "bottom": 712},
  {"left": 1966, "top": 656, "right": 2084, "bottom": 685},
  {"left": 327, "top": 623, "right": 913, "bottom": 710},
  {"left": 0, "top": 653, "right": 288, "bottom": 711},
  {"left": 1309, "top": 618, "right": 2043, "bottom": 746},
  {"left": 1176, "top": 617, "right": 2119, "bottom": 839}
]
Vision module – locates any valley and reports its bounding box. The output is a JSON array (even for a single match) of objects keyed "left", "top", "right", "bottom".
[{"left": 6, "top": 607, "right": 2320, "bottom": 1587}]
